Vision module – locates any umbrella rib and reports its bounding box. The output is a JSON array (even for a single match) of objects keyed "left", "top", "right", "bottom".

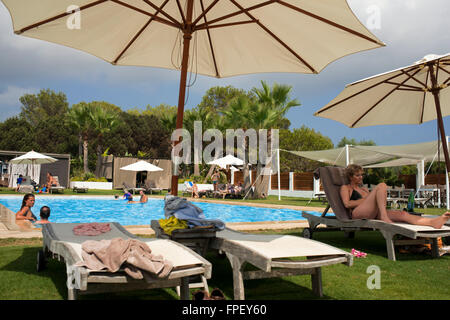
[
  {"left": 385, "top": 81, "right": 422, "bottom": 90},
  {"left": 195, "top": 0, "right": 277, "bottom": 30},
  {"left": 400, "top": 69, "right": 428, "bottom": 88},
  {"left": 228, "top": 0, "right": 317, "bottom": 74},
  {"left": 193, "top": 0, "right": 221, "bottom": 26},
  {"left": 113, "top": 0, "right": 170, "bottom": 64},
  {"left": 278, "top": 1, "right": 383, "bottom": 46},
  {"left": 316, "top": 71, "right": 408, "bottom": 114},
  {"left": 142, "top": 0, "right": 182, "bottom": 27},
  {"left": 350, "top": 68, "right": 422, "bottom": 128},
  {"left": 17, "top": 0, "right": 108, "bottom": 34},
  {"left": 175, "top": 0, "right": 186, "bottom": 24},
  {"left": 198, "top": 0, "right": 220, "bottom": 77},
  {"left": 420, "top": 70, "right": 429, "bottom": 124},
  {"left": 196, "top": 20, "right": 258, "bottom": 30},
  {"left": 437, "top": 65, "right": 450, "bottom": 76},
  {"left": 111, "top": 0, "right": 180, "bottom": 28}
]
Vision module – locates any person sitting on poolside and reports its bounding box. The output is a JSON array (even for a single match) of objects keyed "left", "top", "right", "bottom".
[
  {"left": 192, "top": 183, "right": 199, "bottom": 198},
  {"left": 35, "top": 206, "right": 51, "bottom": 225},
  {"left": 341, "top": 164, "right": 450, "bottom": 229},
  {"left": 127, "top": 190, "right": 148, "bottom": 204},
  {"left": 38, "top": 186, "right": 48, "bottom": 194},
  {"left": 15, "top": 193, "right": 38, "bottom": 222},
  {"left": 46, "top": 172, "right": 57, "bottom": 189}
]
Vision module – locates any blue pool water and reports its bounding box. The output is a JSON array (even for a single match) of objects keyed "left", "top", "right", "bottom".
[{"left": 0, "top": 196, "right": 323, "bottom": 226}]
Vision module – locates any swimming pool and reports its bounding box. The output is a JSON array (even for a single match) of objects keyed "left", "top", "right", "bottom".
[{"left": 0, "top": 195, "right": 323, "bottom": 226}]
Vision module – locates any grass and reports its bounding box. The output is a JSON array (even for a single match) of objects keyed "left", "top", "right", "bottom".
[{"left": 0, "top": 230, "right": 448, "bottom": 300}]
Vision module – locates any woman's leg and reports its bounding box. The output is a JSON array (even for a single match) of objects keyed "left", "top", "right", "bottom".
[
  {"left": 352, "top": 183, "right": 393, "bottom": 223},
  {"left": 388, "top": 210, "right": 450, "bottom": 229}
]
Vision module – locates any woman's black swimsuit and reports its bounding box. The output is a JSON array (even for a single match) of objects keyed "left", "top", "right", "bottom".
[{"left": 350, "top": 189, "right": 362, "bottom": 201}]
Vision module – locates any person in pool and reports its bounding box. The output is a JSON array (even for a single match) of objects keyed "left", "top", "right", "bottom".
[
  {"left": 341, "top": 164, "right": 450, "bottom": 229},
  {"left": 127, "top": 190, "right": 148, "bottom": 204},
  {"left": 15, "top": 193, "right": 38, "bottom": 222},
  {"left": 35, "top": 206, "right": 51, "bottom": 225}
]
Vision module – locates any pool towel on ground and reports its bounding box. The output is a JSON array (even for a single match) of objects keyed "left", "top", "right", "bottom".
[
  {"left": 164, "top": 195, "right": 225, "bottom": 230},
  {"left": 75, "top": 238, "right": 173, "bottom": 279}
]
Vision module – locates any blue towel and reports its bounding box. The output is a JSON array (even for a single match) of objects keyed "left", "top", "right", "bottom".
[{"left": 164, "top": 195, "right": 225, "bottom": 230}]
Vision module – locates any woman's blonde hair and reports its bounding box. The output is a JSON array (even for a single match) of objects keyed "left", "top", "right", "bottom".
[{"left": 345, "top": 164, "right": 363, "bottom": 181}]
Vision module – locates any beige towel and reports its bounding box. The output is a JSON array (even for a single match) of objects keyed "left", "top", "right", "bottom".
[{"left": 76, "top": 238, "right": 173, "bottom": 279}]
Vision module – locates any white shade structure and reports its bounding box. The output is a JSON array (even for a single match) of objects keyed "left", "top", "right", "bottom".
[
  {"left": 207, "top": 154, "right": 244, "bottom": 168},
  {"left": 1, "top": 0, "right": 385, "bottom": 195},
  {"left": 120, "top": 160, "right": 163, "bottom": 172}
]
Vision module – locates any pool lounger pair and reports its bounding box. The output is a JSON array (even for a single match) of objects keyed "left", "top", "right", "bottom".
[
  {"left": 302, "top": 166, "right": 450, "bottom": 261},
  {"left": 39, "top": 222, "right": 211, "bottom": 300},
  {"left": 151, "top": 221, "right": 352, "bottom": 300}
]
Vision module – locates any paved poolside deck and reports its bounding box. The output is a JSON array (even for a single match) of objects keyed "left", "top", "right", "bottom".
[{"left": 0, "top": 197, "right": 325, "bottom": 239}]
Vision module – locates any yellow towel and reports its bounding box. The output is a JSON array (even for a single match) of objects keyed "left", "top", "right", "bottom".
[{"left": 159, "top": 216, "right": 188, "bottom": 236}]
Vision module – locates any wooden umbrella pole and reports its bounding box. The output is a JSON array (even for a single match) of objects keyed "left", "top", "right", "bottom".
[
  {"left": 429, "top": 62, "right": 450, "bottom": 173},
  {"left": 171, "top": 0, "right": 194, "bottom": 196}
]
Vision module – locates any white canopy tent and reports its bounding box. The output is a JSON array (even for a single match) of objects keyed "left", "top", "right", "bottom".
[{"left": 281, "top": 138, "right": 450, "bottom": 209}]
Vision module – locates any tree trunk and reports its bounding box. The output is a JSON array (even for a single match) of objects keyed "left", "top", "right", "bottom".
[
  {"left": 83, "top": 138, "right": 89, "bottom": 173},
  {"left": 95, "top": 143, "right": 103, "bottom": 177},
  {"left": 203, "top": 164, "right": 217, "bottom": 183},
  {"left": 251, "top": 130, "right": 272, "bottom": 199}
]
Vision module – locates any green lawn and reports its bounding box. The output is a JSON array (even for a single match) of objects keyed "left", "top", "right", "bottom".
[{"left": 0, "top": 230, "right": 448, "bottom": 300}]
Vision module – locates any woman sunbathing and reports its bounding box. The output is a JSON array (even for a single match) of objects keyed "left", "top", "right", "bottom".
[{"left": 340, "top": 164, "right": 450, "bottom": 229}]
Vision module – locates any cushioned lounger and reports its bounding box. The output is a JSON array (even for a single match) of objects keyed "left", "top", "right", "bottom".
[
  {"left": 211, "top": 228, "right": 352, "bottom": 300},
  {"left": 40, "top": 222, "right": 211, "bottom": 300},
  {"left": 302, "top": 166, "right": 450, "bottom": 261}
]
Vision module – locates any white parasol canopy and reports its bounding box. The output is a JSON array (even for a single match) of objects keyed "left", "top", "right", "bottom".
[
  {"left": 10, "top": 150, "right": 58, "bottom": 165},
  {"left": 315, "top": 53, "right": 450, "bottom": 171},
  {"left": 208, "top": 154, "right": 244, "bottom": 169},
  {"left": 1, "top": 0, "right": 385, "bottom": 195},
  {"left": 120, "top": 160, "right": 163, "bottom": 172}
]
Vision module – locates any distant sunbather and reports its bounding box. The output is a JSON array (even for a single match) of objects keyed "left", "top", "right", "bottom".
[{"left": 341, "top": 164, "right": 450, "bottom": 229}]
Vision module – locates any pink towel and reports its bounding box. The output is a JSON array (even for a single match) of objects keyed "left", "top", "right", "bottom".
[{"left": 73, "top": 223, "right": 111, "bottom": 236}]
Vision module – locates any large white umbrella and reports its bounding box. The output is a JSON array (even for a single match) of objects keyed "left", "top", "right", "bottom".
[
  {"left": 207, "top": 154, "right": 244, "bottom": 168},
  {"left": 120, "top": 160, "right": 163, "bottom": 172},
  {"left": 1, "top": 0, "right": 385, "bottom": 195},
  {"left": 315, "top": 53, "right": 450, "bottom": 172},
  {"left": 10, "top": 150, "right": 58, "bottom": 182}
]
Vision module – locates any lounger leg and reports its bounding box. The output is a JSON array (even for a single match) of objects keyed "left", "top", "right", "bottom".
[
  {"left": 431, "top": 238, "right": 440, "bottom": 258},
  {"left": 380, "top": 230, "right": 396, "bottom": 261},
  {"left": 67, "top": 288, "right": 78, "bottom": 300},
  {"left": 179, "top": 277, "right": 190, "bottom": 300},
  {"left": 225, "top": 253, "right": 246, "bottom": 300},
  {"left": 311, "top": 267, "right": 323, "bottom": 297}
]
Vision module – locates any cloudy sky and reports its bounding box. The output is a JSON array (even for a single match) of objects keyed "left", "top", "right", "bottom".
[{"left": 0, "top": 0, "right": 449, "bottom": 146}]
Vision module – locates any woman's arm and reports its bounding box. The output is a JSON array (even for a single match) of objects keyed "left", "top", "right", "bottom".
[
  {"left": 15, "top": 207, "right": 35, "bottom": 221},
  {"left": 340, "top": 185, "right": 365, "bottom": 209}
]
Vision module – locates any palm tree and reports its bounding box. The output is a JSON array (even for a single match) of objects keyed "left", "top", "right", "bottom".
[
  {"left": 66, "top": 102, "right": 94, "bottom": 173},
  {"left": 90, "top": 103, "right": 120, "bottom": 175},
  {"left": 222, "top": 81, "right": 301, "bottom": 198}
]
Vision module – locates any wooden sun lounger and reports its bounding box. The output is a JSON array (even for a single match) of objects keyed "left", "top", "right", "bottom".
[
  {"left": 302, "top": 166, "right": 450, "bottom": 261},
  {"left": 210, "top": 228, "right": 352, "bottom": 300},
  {"left": 39, "top": 222, "right": 211, "bottom": 300},
  {"left": 151, "top": 220, "right": 352, "bottom": 300}
]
